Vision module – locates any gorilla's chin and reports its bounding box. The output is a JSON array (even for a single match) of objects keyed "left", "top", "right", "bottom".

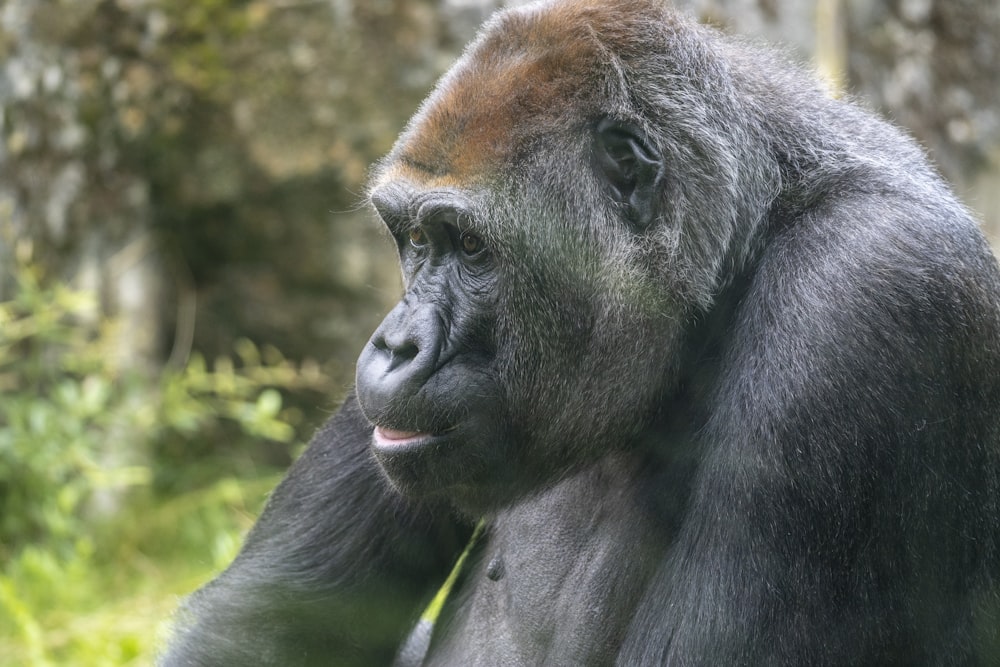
[{"left": 370, "top": 429, "right": 465, "bottom": 498}]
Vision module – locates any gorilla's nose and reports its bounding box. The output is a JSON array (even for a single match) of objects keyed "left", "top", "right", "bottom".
[{"left": 355, "top": 300, "right": 442, "bottom": 422}]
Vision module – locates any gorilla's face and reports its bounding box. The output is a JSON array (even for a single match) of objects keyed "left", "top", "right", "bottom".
[
  {"left": 356, "top": 133, "right": 685, "bottom": 512},
  {"left": 355, "top": 182, "right": 509, "bottom": 508}
]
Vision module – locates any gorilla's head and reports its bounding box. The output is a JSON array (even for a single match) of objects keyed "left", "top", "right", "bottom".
[{"left": 356, "top": 0, "right": 777, "bottom": 512}]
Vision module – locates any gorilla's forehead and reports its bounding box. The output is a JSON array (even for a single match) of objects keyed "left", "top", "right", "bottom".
[{"left": 378, "top": 0, "right": 669, "bottom": 188}]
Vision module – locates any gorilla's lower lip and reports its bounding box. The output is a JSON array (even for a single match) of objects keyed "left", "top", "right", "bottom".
[
  {"left": 376, "top": 426, "right": 422, "bottom": 440},
  {"left": 372, "top": 425, "right": 459, "bottom": 449},
  {"left": 373, "top": 426, "right": 435, "bottom": 448}
]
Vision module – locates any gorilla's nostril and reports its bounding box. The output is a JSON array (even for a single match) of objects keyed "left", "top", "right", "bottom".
[
  {"left": 374, "top": 329, "right": 419, "bottom": 362},
  {"left": 387, "top": 342, "right": 419, "bottom": 371}
]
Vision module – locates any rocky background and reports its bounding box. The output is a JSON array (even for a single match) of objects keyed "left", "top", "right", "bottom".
[{"left": 2, "top": 0, "right": 998, "bottom": 413}]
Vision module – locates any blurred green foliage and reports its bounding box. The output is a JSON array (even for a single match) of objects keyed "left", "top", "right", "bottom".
[{"left": 0, "top": 247, "right": 333, "bottom": 665}]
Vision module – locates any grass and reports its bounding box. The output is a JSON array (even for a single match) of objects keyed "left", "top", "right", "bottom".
[{"left": 0, "top": 475, "right": 279, "bottom": 667}]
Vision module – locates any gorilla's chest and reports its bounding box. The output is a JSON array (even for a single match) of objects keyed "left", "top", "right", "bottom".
[{"left": 424, "top": 459, "right": 667, "bottom": 666}]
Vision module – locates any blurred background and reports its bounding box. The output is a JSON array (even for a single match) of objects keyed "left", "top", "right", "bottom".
[{"left": 1, "top": 0, "right": 998, "bottom": 664}]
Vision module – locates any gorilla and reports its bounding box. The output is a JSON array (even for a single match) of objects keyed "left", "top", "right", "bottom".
[{"left": 162, "top": 0, "right": 1000, "bottom": 665}]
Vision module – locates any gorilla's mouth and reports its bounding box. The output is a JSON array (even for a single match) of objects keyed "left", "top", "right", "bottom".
[
  {"left": 373, "top": 425, "right": 456, "bottom": 449},
  {"left": 374, "top": 426, "right": 427, "bottom": 445},
  {"left": 373, "top": 424, "right": 459, "bottom": 449}
]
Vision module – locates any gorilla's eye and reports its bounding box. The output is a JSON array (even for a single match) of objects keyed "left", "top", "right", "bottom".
[
  {"left": 461, "top": 232, "right": 484, "bottom": 256},
  {"left": 409, "top": 228, "right": 428, "bottom": 247}
]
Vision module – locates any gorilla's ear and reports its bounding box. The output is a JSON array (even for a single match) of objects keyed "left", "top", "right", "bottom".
[{"left": 593, "top": 119, "right": 664, "bottom": 229}]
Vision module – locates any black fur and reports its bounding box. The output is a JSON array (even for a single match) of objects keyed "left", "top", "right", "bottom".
[{"left": 162, "top": 1, "right": 1000, "bottom": 664}]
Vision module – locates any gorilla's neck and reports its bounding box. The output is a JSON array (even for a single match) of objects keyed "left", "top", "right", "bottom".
[{"left": 426, "top": 453, "right": 672, "bottom": 665}]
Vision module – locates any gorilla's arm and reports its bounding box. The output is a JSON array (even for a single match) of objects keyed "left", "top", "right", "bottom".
[{"left": 160, "top": 393, "right": 468, "bottom": 667}]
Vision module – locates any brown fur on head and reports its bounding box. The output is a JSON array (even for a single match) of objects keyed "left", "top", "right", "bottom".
[{"left": 381, "top": 0, "right": 674, "bottom": 187}]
